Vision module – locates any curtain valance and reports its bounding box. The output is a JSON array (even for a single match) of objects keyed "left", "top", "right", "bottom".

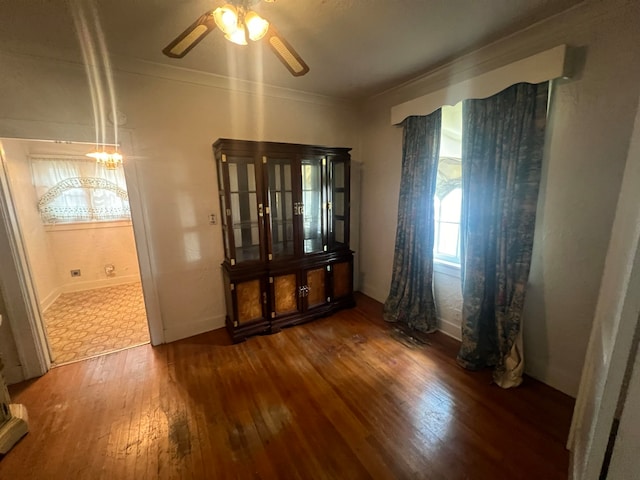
[{"left": 391, "top": 45, "right": 567, "bottom": 125}]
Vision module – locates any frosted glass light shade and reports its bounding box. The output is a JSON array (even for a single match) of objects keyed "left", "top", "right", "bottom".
[
  {"left": 245, "top": 11, "right": 269, "bottom": 41},
  {"left": 213, "top": 5, "right": 238, "bottom": 35},
  {"left": 214, "top": 6, "right": 269, "bottom": 46}
]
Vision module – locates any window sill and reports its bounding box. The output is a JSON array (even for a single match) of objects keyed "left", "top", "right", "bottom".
[
  {"left": 434, "top": 259, "right": 461, "bottom": 278},
  {"left": 44, "top": 220, "right": 132, "bottom": 232}
]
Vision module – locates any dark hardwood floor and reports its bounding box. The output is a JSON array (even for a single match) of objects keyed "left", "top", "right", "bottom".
[{"left": 1, "top": 293, "right": 574, "bottom": 479}]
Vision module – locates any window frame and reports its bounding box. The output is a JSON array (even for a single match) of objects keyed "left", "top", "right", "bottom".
[{"left": 433, "top": 185, "right": 462, "bottom": 265}]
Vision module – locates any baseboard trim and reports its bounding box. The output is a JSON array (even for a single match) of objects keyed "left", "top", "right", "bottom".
[
  {"left": 359, "top": 283, "right": 387, "bottom": 304},
  {"left": 40, "top": 276, "right": 140, "bottom": 312},
  {"left": 163, "top": 314, "right": 227, "bottom": 344},
  {"left": 525, "top": 356, "right": 578, "bottom": 398},
  {"left": 60, "top": 275, "right": 140, "bottom": 294},
  {"left": 438, "top": 317, "right": 462, "bottom": 341},
  {"left": 40, "top": 287, "right": 62, "bottom": 312}
]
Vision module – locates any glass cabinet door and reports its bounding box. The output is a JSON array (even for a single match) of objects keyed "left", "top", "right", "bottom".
[
  {"left": 265, "top": 157, "right": 295, "bottom": 260},
  {"left": 217, "top": 155, "right": 232, "bottom": 261},
  {"left": 330, "top": 157, "right": 349, "bottom": 250},
  {"left": 300, "top": 157, "right": 325, "bottom": 254},
  {"left": 225, "top": 155, "right": 263, "bottom": 264}
]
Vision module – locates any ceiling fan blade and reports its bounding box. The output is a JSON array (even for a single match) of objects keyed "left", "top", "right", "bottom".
[
  {"left": 163, "top": 12, "right": 217, "bottom": 58},
  {"left": 265, "top": 26, "right": 309, "bottom": 77}
]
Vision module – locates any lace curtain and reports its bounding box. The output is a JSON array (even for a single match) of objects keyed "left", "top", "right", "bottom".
[{"left": 31, "top": 156, "right": 131, "bottom": 223}]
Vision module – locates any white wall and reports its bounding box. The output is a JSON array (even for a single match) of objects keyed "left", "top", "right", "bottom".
[
  {"left": 567, "top": 92, "right": 640, "bottom": 479},
  {"left": 0, "top": 47, "right": 359, "bottom": 376},
  {"left": 46, "top": 223, "right": 140, "bottom": 294},
  {"left": 358, "top": 0, "right": 640, "bottom": 396},
  {"left": 522, "top": 1, "right": 639, "bottom": 397}
]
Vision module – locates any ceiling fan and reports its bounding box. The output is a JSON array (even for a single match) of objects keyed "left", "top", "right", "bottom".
[{"left": 162, "top": 0, "right": 309, "bottom": 77}]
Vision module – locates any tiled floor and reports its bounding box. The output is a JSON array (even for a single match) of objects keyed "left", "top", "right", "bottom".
[{"left": 44, "top": 282, "right": 149, "bottom": 365}]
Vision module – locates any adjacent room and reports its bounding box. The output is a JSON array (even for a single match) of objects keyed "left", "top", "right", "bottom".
[
  {"left": 1, "top": 138, "right": 149, "bottom": 365},
  {"left": 0, "top": 0, "right": 639, "bottom": 478}
]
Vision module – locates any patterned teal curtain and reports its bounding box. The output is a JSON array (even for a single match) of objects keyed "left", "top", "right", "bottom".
[
  {"left": 383, "top": 112, "right": 441, "bottom": 333},
  {"left": 457, "top": 82, "right": 548, "bottom": 387}
]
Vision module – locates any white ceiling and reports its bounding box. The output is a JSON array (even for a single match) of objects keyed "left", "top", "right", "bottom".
[{"left": 0, "top": 0, "right": 582, "bottom": 100}]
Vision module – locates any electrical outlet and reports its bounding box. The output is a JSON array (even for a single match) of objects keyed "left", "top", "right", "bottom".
[
  {"left": 104, "top": 264, "right": 115, "bottom": 277},
  {"left": 70, "top": 269, "right": 81, "bottom": 277},
  {"left": 209, "top": 213, "right": 217, "bottom": 225}
]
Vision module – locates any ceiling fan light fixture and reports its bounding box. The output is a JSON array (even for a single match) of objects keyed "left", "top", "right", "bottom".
[
  {"left": 213, "top": 5, "right": 239, "bottom": 35},
  {"left": 245, "top": 11, "right": 269, "bottom": 41},
  {"left": 164, "top": 3, "right": 310, "bottom": 77}
]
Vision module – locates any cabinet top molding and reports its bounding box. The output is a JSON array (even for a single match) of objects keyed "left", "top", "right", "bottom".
[{"left": 212, "top": 138, "right": 352, "bottom": 156}]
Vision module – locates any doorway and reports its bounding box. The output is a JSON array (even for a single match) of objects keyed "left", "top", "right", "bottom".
[{"left": 0, "top": 137, "right": 153, "bottom": 367}]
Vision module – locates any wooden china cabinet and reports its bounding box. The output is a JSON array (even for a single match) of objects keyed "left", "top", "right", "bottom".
[{"left": 214, "top": 139, "right": 354, "bottom": 342}]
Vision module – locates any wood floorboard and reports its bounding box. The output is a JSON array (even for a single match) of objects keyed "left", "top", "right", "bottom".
[{"left": 1, "top": 293, "right": 574, "bottom": 479}]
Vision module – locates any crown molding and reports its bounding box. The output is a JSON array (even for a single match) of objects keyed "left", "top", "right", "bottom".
[
  {"left": 0, "top": 49, "right": 355, "bottom": 110},
  {"left": 110, "top": 55, "right": 355, "bottom": 108}
]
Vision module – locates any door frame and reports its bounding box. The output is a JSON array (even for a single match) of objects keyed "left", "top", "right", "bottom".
[
  {"left": 0, "top": 147, "right": 50, "bottom": 379},
  {"left": 0, "top": 130, "right": 164, "bottom": 382}
]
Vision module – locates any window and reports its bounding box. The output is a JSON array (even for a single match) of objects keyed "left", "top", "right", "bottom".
[
  {"left": 31, "top": 156, "right": 130, "bottom": 224},
  {"left": 434, "top": 186, "right": 461, "bottom": 262},
  {"left": 434, "top": 103, "right": 462, "bottom": 264}
]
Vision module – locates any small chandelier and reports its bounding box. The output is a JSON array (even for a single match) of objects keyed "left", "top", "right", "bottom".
[
  {"left": 213, "top": 4, "right": 270, "bottom": 46},
  {"left": 86, "top": 148, "right": 123, "bottom": 170}
]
